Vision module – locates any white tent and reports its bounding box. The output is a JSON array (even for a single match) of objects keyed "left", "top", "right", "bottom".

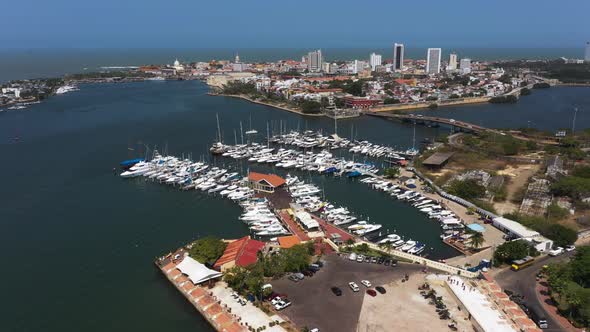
[{"left": 175, "top": 256, "right": 223, "bottom": 284}]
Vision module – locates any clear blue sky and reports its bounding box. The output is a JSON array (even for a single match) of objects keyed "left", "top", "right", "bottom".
[{"left": 1, "top": 0, "right": 588, "bottom": 49}]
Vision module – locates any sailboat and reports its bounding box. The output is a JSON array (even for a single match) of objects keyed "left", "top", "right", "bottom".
[{"left": 245, "top": 115, "right": 258, "bottom": 135}]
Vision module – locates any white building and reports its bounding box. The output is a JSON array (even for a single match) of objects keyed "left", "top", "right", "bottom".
[
  {"left": 460, "top": 58, "right": 472, "bottom": 74},
  {"left": 448, "top": 53, "right": 458, "bottom": 71},
  {"left": 354, "top": 60, "right": 367, "bottom": 74},
  {"left": 173, "top": 59, "right": 184, "bottom": 72},
  {"left": 492, "top": 217, "right": 553, "bottom": 252},
  {"left": 307, "top": 50, "right": 323, "bottom": 72},
  {"left": 369, "top": 52, "right": 382, "bottom": 71},
  {"left": 393, "top": 43, "right": 404, "bottom": 70},
  {"left": 426, "top": 48, "right": 442, "bottom": 74},
  {"left": 585, "top": 42, "right": 590, "bottom": 62}
]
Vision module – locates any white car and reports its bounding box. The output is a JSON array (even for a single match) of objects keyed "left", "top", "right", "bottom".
[
  {"left": 271, "top": 297, "right": 282, "bottom": 305},
  {"left": 565, "top": 245, "right": 576, "bottom": 252},
  {"left": 348, "top": 253, "right": 357, "bottom": 261},
  {"left": 274, "top": 300, "right": 291, "bottom": 310},
  {"left": 349, "top": 282, "right": 360, "bottom": 292},
  {"left": 361, "top": 280, "right": 372, "bottom": 288},
  {"left": 356, "top": 255, "right": 364, "bottom": 263},
  {"left": 549, "top": 247, "right": 564, "bottom": 257}
]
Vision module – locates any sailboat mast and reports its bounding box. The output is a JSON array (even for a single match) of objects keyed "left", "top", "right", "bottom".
[
  {"left": 240, "top": 121, "right": 244, "bottom": 145},
  {"left": 412, "top": 122, "right": 416, "bottom": 150},
  {"left": 266, "top": 122, "right": 270, "bottom": 148},
  {"left": 216, "top": 113, "right": 222, "bottom": 143}
]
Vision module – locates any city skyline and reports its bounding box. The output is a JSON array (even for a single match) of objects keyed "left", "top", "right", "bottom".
[{"left": 1, "top": 0, "right": 588, "bottom": 49}]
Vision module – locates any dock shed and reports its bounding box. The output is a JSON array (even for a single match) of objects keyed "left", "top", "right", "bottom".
[
  {"left": 422, "top": 152, "right": 454, "bottom": 169},
  {"left": 248, "top": 172, "right": 286, "bottom": 193}
]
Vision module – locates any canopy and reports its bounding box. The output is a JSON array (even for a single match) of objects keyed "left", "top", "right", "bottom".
[{"left": 176, "top": 256, "right": 223, "bottom": 284}]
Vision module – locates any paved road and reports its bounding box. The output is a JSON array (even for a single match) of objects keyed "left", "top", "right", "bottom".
[{"left": 495, "top": 253, "right": 574, "bottom": 332}]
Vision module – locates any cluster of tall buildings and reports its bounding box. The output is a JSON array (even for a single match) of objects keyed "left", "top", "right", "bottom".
[{"left": 304, "top": 49, "right": 323, "bottom": 72}]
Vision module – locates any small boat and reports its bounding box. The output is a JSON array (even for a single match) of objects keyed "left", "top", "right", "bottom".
[{"left": 400, "top": 240, "right": 416, "bottom": 252}]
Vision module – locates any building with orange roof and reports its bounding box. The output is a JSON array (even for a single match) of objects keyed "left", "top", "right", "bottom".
[
  {"left": 213, "top": 236, "right": 266, "bottom": 272},
  {"left": 247, "top": 172, "right": 286, "bottom": 193},
  {"left": 277, "top": 235, "right": 301, "bottom": 249}
]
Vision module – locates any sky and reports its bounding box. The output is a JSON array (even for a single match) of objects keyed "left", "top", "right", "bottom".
[{"left": 1, "top": 0, "right": 589, "bottom": 49}]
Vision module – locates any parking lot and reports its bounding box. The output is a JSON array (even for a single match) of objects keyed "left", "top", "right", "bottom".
[{"left": 271, "top": 254, "right": 423, "bottom": 332}]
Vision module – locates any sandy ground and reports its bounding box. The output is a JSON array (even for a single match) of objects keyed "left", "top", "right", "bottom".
[
  {"left": 357, "top": 274, "right": 472, "bottom": 332},
  {"left": 494, "top": 164, "right": 540, "bottom": 215}
]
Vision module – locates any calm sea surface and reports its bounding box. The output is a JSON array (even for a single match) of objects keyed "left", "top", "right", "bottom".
[{"left": 1, "top": 80, "right": 588, "bottom": 332}]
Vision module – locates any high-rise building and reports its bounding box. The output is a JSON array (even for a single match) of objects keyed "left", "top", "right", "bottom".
[
  {"left": 353, "top": 60, "right": 367, "bottom": 74},
  {"left": 448, "top": 53, "right": 458, "bottom": 70},
  {"left": 393, "top": 43, "right": 404, "bottom": 70},
  {"left": 307, "top": 50, "right": 323, "bottom": 72},
  {"left": 369, "top": 52, "right": 382, "bottom": 71},
  {"left": 460, "top": 58, "right": 472, "bottom": 74},
  {"left": 426, "top": 48, "right": 442, "bottom": 74},
  {"left": 585, "top": 42, "right": 590, "bottom": 62}
]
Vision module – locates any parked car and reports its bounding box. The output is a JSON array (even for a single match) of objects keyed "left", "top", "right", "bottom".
[
  {"left": 377, "top": 257, "right": 385, "bottom": 264},
  {"left": 565, "top": 245, "right": 576, "bottom": 252},
  {"left": 331, "top": 286, "right": 343, "bottom": 296},
  {"left": 384, "top": 259, "right": 391, "bottom": 266},
  {"left": 375, "top": 286, "right": 386, "bottom": 294},
  {"left": 271, "top": 297, "right": 283, "bottom": 305},
  {"left": 288, "top": 275, "right": 300, "bottom": 282},
  {"left": 361, "top": 280, "right": 372, "bottom": 288},
  {"left": 356, "top": 254, "right": 364, "bottom": 263},
  {"left": 310, "top": 263, "right": 321, "bottom": 271},
  {"left": 349, "top": 282, "right": 360, "bottom": 292},
  {"left": 364, "top": 256, "right": 371, "bottom": 263},
  {"left": 391, "top": 259, "right": 398, "bottom": 267},
  {"left": 302, "top": 270, "right": 314, "bottom": 277},
  {"left": 371, "top": 257, "right": 378, "bottom": 264},
  {"left": 366, "top": 289, "right": 377, "bottom": 297},
  {"left": 549, "top": 247, "right": 564, "bottom": 257},
  {"left": 274, "top": 299, "right": 291, "bottom": 311},
  {"left": 349, "top": 253, "right": 357, "bottom": 261}
]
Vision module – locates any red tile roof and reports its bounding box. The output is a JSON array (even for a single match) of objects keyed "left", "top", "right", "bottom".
[
  {"left": 248, "top": 172, "right": 286, "bottom": 187},
  {"left": 278, "top": 235, "right": 301, "bottom": 249},
  {"left": 214, "top": 236, "right": 265, "bottom": 269}
]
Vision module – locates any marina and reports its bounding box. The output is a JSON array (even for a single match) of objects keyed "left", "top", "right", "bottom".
[{"left": 4, "top": 80, "right": 589, "bottom": 332}]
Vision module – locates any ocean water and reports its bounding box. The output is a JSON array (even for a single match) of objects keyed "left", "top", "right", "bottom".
[{"left": 1, "top": 79, "right": 588, "bottom": 332}]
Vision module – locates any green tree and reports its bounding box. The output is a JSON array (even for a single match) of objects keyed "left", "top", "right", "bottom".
[
  {"left": 300, "top": 100, "right": 321, "bottom": 114},
  {"left": 493, "top": 240, "right": 535, "bottom": 266},
  {"left": 469, "top": 231, "right": 484, "bottom": 249},
  {"left": 383, "top": 167, "right": 400, "bottom": 179},
  {"left": 447, "top": 179, "right": 486, "bottom": 200},
  {"left": 188, "top": 236, "right": 228, "bottom": 265}
]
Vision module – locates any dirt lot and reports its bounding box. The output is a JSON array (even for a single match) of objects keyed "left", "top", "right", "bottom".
[
  {"left": 494, "top": 164, "right": 540, "bottom": 215},
  {"left": 357, "top": 274, "right": 472, "bottom": 332},
  {"left": 270, "top": 254, "right": 423, "bottom": 332}
]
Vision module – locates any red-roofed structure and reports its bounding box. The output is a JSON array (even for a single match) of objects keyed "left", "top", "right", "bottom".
[
  {"left": 248, "top": 172, "right": 286, "bottom": 193},
  {"left": 214, "top": 236, "right": 265, "bottom": 272}
]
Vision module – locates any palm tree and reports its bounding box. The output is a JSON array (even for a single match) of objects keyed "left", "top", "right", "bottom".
[{"left": 470, "top": 231, "right": 484, "bottom": 250}]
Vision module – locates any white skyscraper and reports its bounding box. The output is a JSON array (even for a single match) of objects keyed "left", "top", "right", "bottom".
[
  {"left": 585, "top": 42, "right": 590, "bottom": 62},
  {"left": 426, "top": 48, "right": 442, "bottom": 74},
  {"left": 460, "top": 58, "right": 472, "bottom": 74},
  {"left": 448, "top": 53, "right": 458, "bottom": 70},
  {"left": 393, "top": 43, "right": 404, "bottom": 70},
  {"left": 369, "top": 52, "right": 382, "bottom": 71},
  {"left": 307, "top": 50, "right": 323, "bottom": 72}
]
